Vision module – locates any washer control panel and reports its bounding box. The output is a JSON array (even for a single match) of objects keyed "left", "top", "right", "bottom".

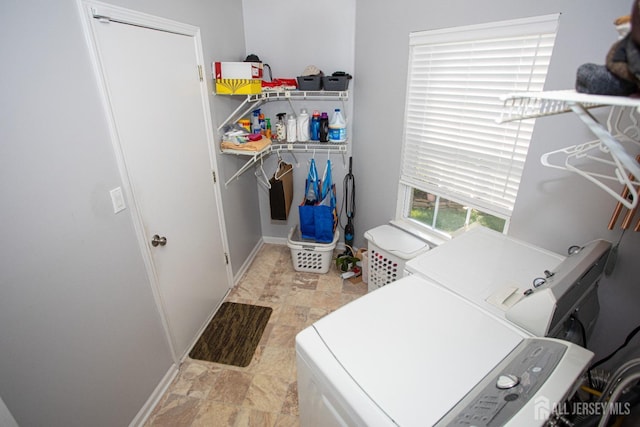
[{"left": 436, "top": 338, "right": 567, "bottom": 426}]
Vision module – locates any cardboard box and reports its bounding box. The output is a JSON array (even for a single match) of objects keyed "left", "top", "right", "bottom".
[{"left": 214, "top": 61, "right": 262, "bottom": 95}]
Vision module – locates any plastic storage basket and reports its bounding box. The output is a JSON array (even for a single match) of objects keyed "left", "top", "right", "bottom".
[
  {"left": 364, "top": 224, "right": 430, "bottom": 292},
  {"left": 288, "top": 225, "right": 339, "bottom": 273}
]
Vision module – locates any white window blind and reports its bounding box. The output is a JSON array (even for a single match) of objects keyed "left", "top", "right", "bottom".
[{"left": 400, "top": 14, "right": 559, "bottom": 217}]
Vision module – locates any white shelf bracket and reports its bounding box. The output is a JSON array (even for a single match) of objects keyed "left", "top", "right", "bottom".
[{"left": 223, "top": 149, "right": 270, "bottom": 187}]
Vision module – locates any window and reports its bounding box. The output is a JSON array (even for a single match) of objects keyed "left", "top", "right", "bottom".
[{"left": 397, "top": 14, "right": 559, "bottom": 237}]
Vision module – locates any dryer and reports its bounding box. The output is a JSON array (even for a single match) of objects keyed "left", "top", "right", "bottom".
[
  {"left": 404, "top": 226, "right": 611, "bottom": 342},
  {"left": 296, "top": 275, "right": 593, "bottom": 426}
]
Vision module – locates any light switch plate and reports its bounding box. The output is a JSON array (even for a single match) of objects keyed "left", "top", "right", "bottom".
[{"left": 110, "top": 187, "right": 126, "bottom": 214}]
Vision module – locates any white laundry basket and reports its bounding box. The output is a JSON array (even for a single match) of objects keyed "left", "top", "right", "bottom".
[
  {"left": 364, "top": 224, "right": 430, "bottom": 292},
  {"left": 288, "top": 225, "right": 339, "bottom": 274}
]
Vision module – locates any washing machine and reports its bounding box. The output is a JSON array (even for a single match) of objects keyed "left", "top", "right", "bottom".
[
  {"left": 296, "top": 275, "right": 593, "bottom": 426},
  {"left": 404, "top": 226, "right": 611, "bottom": 341}
]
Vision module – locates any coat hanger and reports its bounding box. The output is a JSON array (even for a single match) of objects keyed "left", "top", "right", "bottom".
[
  {"left": 254, "top": 156, "right": 271, "bottom": 190},
  {"left": 541, "top": 140, "right": 640, "bottom": 209},
  {"left": 540, "top": 105, "right": 640, "bottom": 210},
  {"left": 274, "top": 154, "right": 293, "bottom": 180}
]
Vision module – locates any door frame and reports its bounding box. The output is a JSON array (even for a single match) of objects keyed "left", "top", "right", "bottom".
[{"left": 78, "top": 0, "right": 233, "bottom": 362}]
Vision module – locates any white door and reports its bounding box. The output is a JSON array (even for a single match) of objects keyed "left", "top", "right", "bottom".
[{"left": 87, "top": 5, "right": 231, "bottom": 359}]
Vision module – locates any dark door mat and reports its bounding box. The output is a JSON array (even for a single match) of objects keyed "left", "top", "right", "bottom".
[{"left": 189, "top": 302, "right": 272, "bottom": 367}]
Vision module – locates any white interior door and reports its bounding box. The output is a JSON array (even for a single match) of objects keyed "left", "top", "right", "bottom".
[{"left": 88, "top": 6, "right": 231, "bottom": 359}]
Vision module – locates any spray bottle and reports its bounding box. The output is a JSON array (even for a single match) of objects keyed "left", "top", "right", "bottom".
[
  {"left": 275, "top": 113, "right": 286, "bottom": 141},
  {"left": 265, "top": 118, "right": 272, "bottom": 139}
]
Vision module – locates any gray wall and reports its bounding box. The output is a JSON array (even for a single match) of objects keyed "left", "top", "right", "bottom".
[
  {"left": 242, "top": 0, "right": 356, "bottom": 243},
  {"left": 0, "top": 0, "right": 256, "bottom": 426},
  {"left": 353, "top": 0, "right": 640, "bottom": 363}
]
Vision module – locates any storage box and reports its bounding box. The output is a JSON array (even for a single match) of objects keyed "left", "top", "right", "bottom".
[
  {"left": 287, "top": 225, "right": 339, "bottom": 274},
  {"left": 297, "top": 75, "right": 322, "bottom": 91},
  {"left": 322, "top": 75, "right": 350, "bottom": 91},
  {"left": 364, "top": 224, "right": 429, "bottom": 292},
  {"left": 214, "top": 61, "right": 263, "bottom": 95}
]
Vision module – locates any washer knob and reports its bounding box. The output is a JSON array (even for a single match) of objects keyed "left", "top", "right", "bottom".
[{"left": 496, "top": 374, "right": 520, "bottom": 389}]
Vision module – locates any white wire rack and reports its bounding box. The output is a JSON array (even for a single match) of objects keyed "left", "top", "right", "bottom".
[{"left": 500, "top": 90, "right": 640, "bottom": 209}]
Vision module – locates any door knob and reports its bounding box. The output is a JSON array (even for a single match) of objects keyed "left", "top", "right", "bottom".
[{"left": 151, "top": 234, "right": 167, "bottom": 247}]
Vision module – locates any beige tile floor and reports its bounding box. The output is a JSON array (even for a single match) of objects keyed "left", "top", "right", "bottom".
[{"left": 145, "top": 243, "right": 367, "bottom": 427}]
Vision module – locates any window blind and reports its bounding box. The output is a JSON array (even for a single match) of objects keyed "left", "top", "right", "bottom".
[{"left": 400, "top": 14, "right": 559, "bottom": 217}]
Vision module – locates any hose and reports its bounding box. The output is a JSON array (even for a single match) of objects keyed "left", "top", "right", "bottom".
[{"left": 597, "top": 371, "right": 640, "bottom": 427}]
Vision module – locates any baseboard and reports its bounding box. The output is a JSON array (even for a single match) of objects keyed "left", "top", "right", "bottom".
[
  {"left": 262, "top": 236, "right": 288, "bottom": 245},
  {"left": 233, "top": 239, "right": 265, "bottom": 285},
  {"left": 129, "top": 362, "right": 179, "bottom": 427}
]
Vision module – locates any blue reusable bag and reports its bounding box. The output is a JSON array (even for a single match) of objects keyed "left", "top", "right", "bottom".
[
  {"left": 313, "top": 160, "right": 337, "bottom": 243},
  {"left": 299, "top": 159, "right": 320, "bottom": 240}
]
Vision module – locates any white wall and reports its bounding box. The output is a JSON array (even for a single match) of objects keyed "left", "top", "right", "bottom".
[
  {"left": 0, "top": 0, "right": 252, "bottom": 425},
  {"left": 354, "top": 0, "right": 640, "bottom": 363}
]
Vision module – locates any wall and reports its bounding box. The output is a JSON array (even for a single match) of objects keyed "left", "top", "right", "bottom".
[
  {"left": 354, "top": 0, "right": 640, "bottom": 362},
  {"left": 242, "top": 0, "right": 356, "bottom": 244},
  {"left": 0, "top": 0, "right": 251, "bottom": 426}
]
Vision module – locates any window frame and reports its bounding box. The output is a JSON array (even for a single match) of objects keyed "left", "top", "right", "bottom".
[{"left": 395, "top": 14, "right": 559, "bottom": 240}]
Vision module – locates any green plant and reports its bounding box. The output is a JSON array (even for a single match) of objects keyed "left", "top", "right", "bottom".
[{"left": 335, "top": 253, "right": 360, "bottom": 272}]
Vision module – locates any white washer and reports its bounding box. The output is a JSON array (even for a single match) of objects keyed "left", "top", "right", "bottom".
[{"left": 296, "top": 275, "right": 593, "bottom": 426}]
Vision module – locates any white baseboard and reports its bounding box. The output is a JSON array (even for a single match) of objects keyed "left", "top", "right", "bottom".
[
  {"left": 232, "top": 239, "right": 265, "bottom": 285},
  {"left": 262, "top": 236, "right": 288, "bottom": 245},
  {"left": 129, "top": 363, "right": 179, "bottom": 427}
]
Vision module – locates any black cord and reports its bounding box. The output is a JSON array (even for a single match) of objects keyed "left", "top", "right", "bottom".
[{"left": 590, "top": 324, "right": 640, "bottom": 370}]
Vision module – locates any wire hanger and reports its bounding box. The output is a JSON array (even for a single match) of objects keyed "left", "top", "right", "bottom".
[
  {"left": 254, "top": 156, "right": 271, "bottom": 189},
  {"left": 274, "top": 155, "right": 293, "bottom": 180},
  {"left": 540, "top": 105, "right": 640, "bottom": 210}
]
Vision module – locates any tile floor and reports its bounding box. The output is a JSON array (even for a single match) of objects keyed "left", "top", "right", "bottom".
[{"left": 145, "top": 243, "right": 367, "bottom": 426}]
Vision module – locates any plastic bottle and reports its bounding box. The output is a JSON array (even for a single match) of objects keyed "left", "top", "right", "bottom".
[
  {"left": 329, "top": 108, "right": 347, "bottom": 143},
  {"left": 287, "top": 114, "right": 297, "bottom": 142},
  {"left": 275, "top": 113, "right": 286, "bottom": 141},
  {"left": 297, "top": 109, "right": 310, "bottom": 142},
  {"left": 265, "top": 118, "right": 272, "bottom": 139},
  {"left": 310, "top": 110, "right": 321, "bottom": 141},
  {"left": 251, "top": 109, "right": 261, "bottom": 134},
  {"left": 259, "top": 113, "right": 266, "bottom": 135},
  {"left": 319, "top": 112, "right": 329, "bottom": 142}
]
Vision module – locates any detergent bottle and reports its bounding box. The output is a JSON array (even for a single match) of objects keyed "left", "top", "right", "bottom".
[{"left": 329, "top": 108, "right": 346, "bottom": 143}]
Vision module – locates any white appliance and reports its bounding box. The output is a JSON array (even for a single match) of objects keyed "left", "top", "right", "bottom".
[
  {"left": 296, "top": 275, "right": 593, "bottom": 426},
  {"left": 404, "top": 226, "right": 611, "bottom": 341}
]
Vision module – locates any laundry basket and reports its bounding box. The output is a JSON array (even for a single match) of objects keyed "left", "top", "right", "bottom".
[
  {"left": 288, "top": 225, "right": 339, "bottom": 274},
  {"left": 364, "top": 224, "right": 430, "bottom": 292}
]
